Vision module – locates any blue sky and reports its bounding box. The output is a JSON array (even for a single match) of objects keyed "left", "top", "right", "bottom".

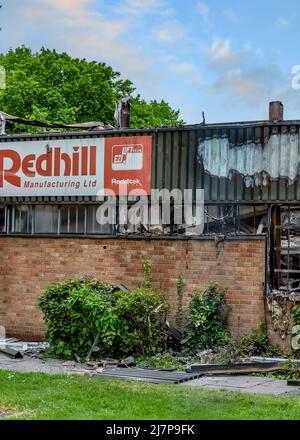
[{"left": 0, "top": 0, "right": 300, "bottom": 124}]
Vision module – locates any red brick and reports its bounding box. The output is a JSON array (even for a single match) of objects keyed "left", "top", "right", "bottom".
[{"left": 0, "top": 237, "right": 266, "bottom": 341}]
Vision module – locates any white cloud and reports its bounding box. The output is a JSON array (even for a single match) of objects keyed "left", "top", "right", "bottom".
[
  {"left": 207, "top": 38, "right": 241, "bottom": 66},
  {"left": 171, "top": 62, "right": 195, "bottom": 75},
  {"left": 14, "top": 0, "right": 159, "bottom": 91},
  {"left": 196, "top": 1, "right": 209, "bottom": 23},
  {"left": 115, "top": 0, "right": 163, "bottom": 16},
  {"left": 212, "top": 68, "right": 258, "bottom": 97},
  {"left": 275, "top": 17, "right": 290, "bottom": 29},
  {"left": 154, "top": 20, "right": 185, "bottom": 44},
  {"left": 38, "top": 0, "right": 89, "bottom": 13},
  {"left": 206, "top": 43, "right": 298, "bottom": 114}
]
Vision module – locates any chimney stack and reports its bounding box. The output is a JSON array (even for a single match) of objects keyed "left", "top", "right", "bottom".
[{"left": 269, "top": 101, "right": 284, "bottom": 122}]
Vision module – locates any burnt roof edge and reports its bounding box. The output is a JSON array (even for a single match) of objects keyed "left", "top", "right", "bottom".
[{"left": 1, "top": 119, "right": 300, "bottom": 141}]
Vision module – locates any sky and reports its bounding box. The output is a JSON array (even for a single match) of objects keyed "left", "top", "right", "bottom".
[{"left": 0, "top": 0, "right": 300, "bottom": 124}]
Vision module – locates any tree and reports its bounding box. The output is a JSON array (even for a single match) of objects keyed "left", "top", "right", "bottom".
[
  {"left": 0, "top": 47, "right": 184, "bottom": 132},
  {"left": 130, "top": 96, "right": 185, "bottom": 128}
]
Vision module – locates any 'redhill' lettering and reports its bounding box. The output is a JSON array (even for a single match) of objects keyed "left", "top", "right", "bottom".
[{"left": 0, "top": 146, "right": 97, "bottom": 188}]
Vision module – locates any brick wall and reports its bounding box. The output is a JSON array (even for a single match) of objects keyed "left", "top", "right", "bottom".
[{"left": 0, "top": 236, "right": 266, "bottom": 341}]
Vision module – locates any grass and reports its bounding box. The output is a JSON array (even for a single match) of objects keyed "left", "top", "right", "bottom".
[{"left": 0, "top": 370, "right": 300, "bottom": 420}]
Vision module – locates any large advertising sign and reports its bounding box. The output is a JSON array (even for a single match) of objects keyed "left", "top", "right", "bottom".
[{"left": 0, "top": 135, "right": 152, "bottom": 196}]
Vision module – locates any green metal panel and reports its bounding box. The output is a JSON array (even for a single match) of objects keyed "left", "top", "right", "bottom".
[{"left": 1, "top": 121, "right": 300, "bottom": 204}]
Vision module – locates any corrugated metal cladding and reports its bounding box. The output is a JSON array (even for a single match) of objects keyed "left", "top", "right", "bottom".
[{"left": 1, "top": 121, "right": 300, "bottom": 204}]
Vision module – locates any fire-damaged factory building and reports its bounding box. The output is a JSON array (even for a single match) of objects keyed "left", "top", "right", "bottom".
[{"left": 0, "top": 101, "right": 299, "bottom": 350}]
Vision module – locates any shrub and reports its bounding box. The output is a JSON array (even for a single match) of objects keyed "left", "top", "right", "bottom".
[
  {"left": 237, "top": 320, "right": 284, "bottom": 358},
  {"left": 114, "top": 287, "right": 170, "bottom": 356},
  {"left": 182, "top": 283, "right": 228, "bottom": 353},
  {"left": 38, "top": 279, "right": 115, "bottom": 359},
  {"left": 38, "top": 279, "right": 170, "bottom": 360}
]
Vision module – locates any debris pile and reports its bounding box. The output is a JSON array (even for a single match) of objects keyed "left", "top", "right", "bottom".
[{"left": 0, "top": 338, "right": 49, "bottom": 358}]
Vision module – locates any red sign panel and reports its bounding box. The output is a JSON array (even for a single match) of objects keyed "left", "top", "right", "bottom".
[{"left": 104, "top": 136, "right": 152, "bottom": 195}]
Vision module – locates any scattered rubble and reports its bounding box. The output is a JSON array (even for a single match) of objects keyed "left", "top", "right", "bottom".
[
  {"left": 120, "top": 356, "right": 135, "bottom": 368},
  {"left": 187, "top": 361, "right": 282, "bottom": 375},
  {"left": 103, "top": 359, "right": 119, "bottom": 369},
  {"left": 195, "top": 350, "right": 215, "bottom": 364},
  {"left": 0, "top": 347, "right": 23, "bottom": 359},
  {"left": 0, "top": 338, "right": 49, "bottom": 358},
  {"left": 62, "top": 361, "right": 76, "bottom": 368}
]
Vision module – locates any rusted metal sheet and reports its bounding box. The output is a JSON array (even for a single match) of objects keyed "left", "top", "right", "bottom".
[{"left": 1, "top": 122, "right": 300, "bottom": 204}]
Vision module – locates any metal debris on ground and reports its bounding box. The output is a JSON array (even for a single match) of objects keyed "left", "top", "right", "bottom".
[
  {"left": 98, "top": 367, "right": 203, "bottom": 384},
  {"left": 0, "top": 338, "right": 49, "bottom": 357},
  {"left": 187, "top": 362, "right": 282, "bottom": 375},
  {"left": 250, "top": 356, "right": 300, "bottom": 366},
  {"left": 112, "top": 284, "right": 130, "bottom": 293},
  {"left": 102, "top": 359, "right": 119, "bottom": 369},
  {"left": 0, "top": 347, "right": 23, "bottom": 359},
  {"left": 287, "top": 380, "right": 300, "bottom": 386},
  {"left": 119, "top": 356, "right": 135, "bottom": 368},
  {"left": 62, "top": 361, "right": 76, "bottom": 368},
  {"left": 86, "top": 333, "right": 100, "bottom": 362}
]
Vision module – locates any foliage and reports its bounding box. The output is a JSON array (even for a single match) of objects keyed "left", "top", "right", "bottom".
[
  {"left": 136, "top": 352, "right": 186, "bottom": 371},
  {"left": 280, "top": 359, "right": 299, "bottom": 380},
  {"left": 291, "top": 307, "right": 300, "bottom": 355},
  {"left": 0, "top": 47, "right": 184, "bottom": 132},
  {"left": 182, "top": 284, "right": 228, "bottom": 353},
  {"left": 251, "top": 358, "right": 299, "bottom": 380},
  {"left": 38, "top": 279, "right": 114, "bottom": 359},
  {"left": 130, "top": 96, "right": 185, "bottom": 128},
  {"left": 292, "top": 306, "right": 300, "bottom": 326},
  {"left": 195, "top": 338, "right": 243, "bottom": 365},
  {"left": 237, "top": 320, "right": 284, "bottom": 358},
  {"left": 175, "top": 273, "right": 185, "bottom": 330},
  {"left": 38, "top": 278, "right": 170, "bottom": 359},
  {"left": 114, "top": 287, "right": 170, "bottom": 356},
  {"left": 143, "top": 259, "right": 152, "bottom": 288}
]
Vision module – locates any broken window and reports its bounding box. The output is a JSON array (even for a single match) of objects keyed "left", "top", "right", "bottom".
[
  {"left": 3, "top": 203, "right": 269, "bottom": 237},
  {"left": 203, "top": 205, "right": 268, "bottom": 236},
  {"left": 237, "top": 205, "right": 268, "bottom": 235},
  {"left": 270, "top": 205, "right": 300, "bottom": 296},
  {"left": 204, "top": 205, "right": 235, "bottom": 235}
]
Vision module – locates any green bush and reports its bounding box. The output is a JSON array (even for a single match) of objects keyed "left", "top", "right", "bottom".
[
  {"left": 182, "top": 284, "right": 228, "bottom": 353},
  {"left": 38, "top": 279, "right": 170, "bottom": 360},
  {"left": 115, "top": 288, "right": 170, "bottom": 356},
  {"left": 237, "top": 321, "right": 284, "bottom": 358},
  {"left": 292, "top": 306, "right": 300, "bottom": 326},
  {"left": 237, "top": 322, "right": 269, "bottom": 357}
]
